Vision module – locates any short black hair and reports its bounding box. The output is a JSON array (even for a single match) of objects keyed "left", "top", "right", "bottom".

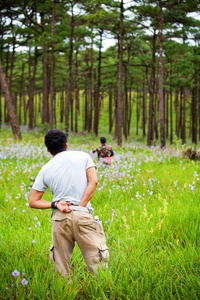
[
  {"left": 100, "top": 137, "right": 106, "bottom": 144},
  {"left": 45, "top": 130, "right": 67, "bottom": 155}
]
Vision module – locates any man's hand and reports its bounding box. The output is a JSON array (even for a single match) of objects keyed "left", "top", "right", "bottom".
[{"left": 57, "top": 201, "right": 72, "bottom": 213}]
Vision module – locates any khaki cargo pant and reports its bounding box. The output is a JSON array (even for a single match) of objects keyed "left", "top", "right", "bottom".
[{"left": 49, "top": 210, "right": 109, "bottom": 277}]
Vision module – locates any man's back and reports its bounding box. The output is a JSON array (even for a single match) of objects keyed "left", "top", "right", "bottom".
[
  {"left": 32, "top": 151, "right": 95, "bottom": 211},
  {"left": 97, "top": 145, "right": 112, "bottom": 158}
]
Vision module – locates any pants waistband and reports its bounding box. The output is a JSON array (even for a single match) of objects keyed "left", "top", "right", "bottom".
[{"left": 68, "top": 205, "right": 89, "bottom": 213}]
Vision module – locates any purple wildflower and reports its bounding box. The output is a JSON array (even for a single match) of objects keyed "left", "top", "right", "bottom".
[
  {"left": 12, "top": 270, "right": 20, "bottom": 277},
  {"left": 21, "top": 278, "right": 28, "bottom": 285}
]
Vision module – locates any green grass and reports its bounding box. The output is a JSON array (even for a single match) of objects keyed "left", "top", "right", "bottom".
[{"left": 1, "top": 126, "right": 200, "bottom": 299}]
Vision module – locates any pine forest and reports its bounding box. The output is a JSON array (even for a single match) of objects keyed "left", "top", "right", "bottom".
[{"left": 1, "top": 0, "right": 200, "bottom": 147}]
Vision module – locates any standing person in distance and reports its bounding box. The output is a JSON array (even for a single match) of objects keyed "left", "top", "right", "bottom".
[
  {"left": 29, "top": 129, "right": 109, "bottom": 278},
  {"left": 93, "top": 136, "right": 114, "bottom": 165}
]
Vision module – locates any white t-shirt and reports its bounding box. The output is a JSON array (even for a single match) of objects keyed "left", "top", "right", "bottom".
[{"left": 32, "top": 150, "right": 96, "bottom": 213}]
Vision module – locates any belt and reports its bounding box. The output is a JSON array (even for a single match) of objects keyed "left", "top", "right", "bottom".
[
  {"left": 51, "top": 202, "right": 91, "bottom": 218},
  {"left": 68, "top": 205, "right": 89, "bottom": 213}
]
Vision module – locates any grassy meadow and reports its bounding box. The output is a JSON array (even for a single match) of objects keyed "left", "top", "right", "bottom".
[{"left": 1, "top": 125, "right": 200, "bottom": 299}]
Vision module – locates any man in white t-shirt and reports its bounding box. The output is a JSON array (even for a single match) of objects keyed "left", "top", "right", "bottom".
[{"left": 29, "top": 129, "right": 109, "bottom": 278}]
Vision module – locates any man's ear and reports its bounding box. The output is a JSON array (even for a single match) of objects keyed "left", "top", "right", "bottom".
[
  {"left": 47, "top": 148, "right": 50, "bottom": 152},
  {"left": 66, "top": 143, "right": 68, "bottom": 149}
]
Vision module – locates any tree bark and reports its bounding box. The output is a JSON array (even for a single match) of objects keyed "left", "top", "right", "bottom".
[
  {"left": 179, "top": 88, "right": 183, "bottom": 140},
  {"left": 147, "top": 32, "right": 157, "bottom": 146},
  {"left": 75, "top": 50, "right": 79, "bottom": 133},
  {"left": 124, "top": 65, "right": 128, "bottom": 140},
  {"left": 19, "top": 63, "right": 24, "bottom": 125},
  {"left": 41, "top": 13, "right": 49, "bottom": 124},
  {"left": 66, "top": 5, "right": 74, "bottom": 134},
  {"left": 142, "top": 77, "right": 146, "bottom": 137},
  {"left": 109, "top": 89, "right": 113, "bottom": 134},
  {"left": 93, "top": 30, "right": 103, "bottom": 136},
  {"left": 28, "top": 47, "right": 37, "bottom": 131},
  {"left": 170, "top": 66, "right": 173, "bottom": 144},
  {"left": 9, "top": 35, "right": 15, "bottom": 92},
  {"left": 182, "top": 87, "right": 186, "bottom": 144},
  {"left": 158, "top": 0, "right": 165, "bottom": 149},
  {"left": 88, "top": 48, "right": 93, "bottom": 132},
  {"left": 192, "top": 86, "right": 197, "bottom": 144},
  {"left": 60, "top": 87, "right": 64, "bottom": 123},
  {"left": 117, "top": 0, "right": 124, "bottom": 146},
  {"left": 0, "top": 58, "right": 21, "bottom": 139},
  {"left": 50, "top": 0, "right": 55, "bottom": 130},
  {"left": 128, "top": 87, "right": 132, "bottom": 135},
  {"left": 166, "top": 90, "right": 169, "bottom": 139},
  {"left": 175, "top": 91, "right": 178, "bottom": 137},
  {"left": 84, "top": 85, "right": 88, "bottom": 131}
]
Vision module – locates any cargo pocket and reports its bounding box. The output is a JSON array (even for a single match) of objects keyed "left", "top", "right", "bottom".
[
  {"left": 49, "top": 245, "right": 55, "bottom": 263},
  {"left": 78, "top": 220, "right": 97, "bottom": 234},
  {"left": 98, "top": 244, "right": 109, "bottom": 263},
  {"left": 52, "top": 212, "right": 68, "bottom": 221}
]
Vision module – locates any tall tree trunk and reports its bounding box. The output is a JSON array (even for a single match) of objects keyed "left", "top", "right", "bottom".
[
  {"left": 4, "top": 50, "right": 9, "bottom": 122},
  {"left": 109, "top": 89, "right": 113, "bottom": 134},
  {"left": 28, "top": 47, "right": 37, "bottom": 131},
  {"left": 0, "top": 58, "right": 21, "bottom": 139},
  {"left": 34, "top": 93, "right": 37, "bottom": 126},
  {"left": 124, "top": 65, "right": 128, "bottom": 140},
  {"left": 154, "top": 83, "right": 159, "bottom": 140},
  {"left": 75, "top": 50, "right": 79, "bottom": 133},
  {"left": 192, "top": 45, "right": 198, "bottom": 144},
  {"left": 147, "top": 31, "right": 157, "bottom": 146},
  {"left": 9, "top": 35, "right": 15, "bottom": 92},
  {"left": 60, "top": 87, "right": 64, "bottom": 123},
  {"left": 41, "top": 13, "right": 48, "bottom": 124},
  {"left": 84, "top": 85, "right": 88, "bottom": 131},
  {"left": 128, "top": 87, "right": 132, "bottom": 135},
  {"left": 50, "top": 0, "right": 55, "bottom": 130},
  {"left": 170, "top": 65, "right": 173, "bottom": 144},
  {"left": 114, "top": 88, "right": 118, "bottom": 140},
  {"left": 170, "top": 86, "right": 173, "bottom": 144},
  {"left": 66, "top": 7, "right": 74, "bottom": 134},
  {"left": 192, "top": 86, "right": 197, "bottom": 144},
  {"left": 166, "top": 91, "right": 169, "bottom": 139},
  {"left": 136, "top": 100, "right": 139, "bottom": 136},
  {"left": 189, "top": 96, "right": 192, "bottom": 138},
  {"left": 117, "top": 0, "right": 124, "bottom": 146},
  {"left": 142, "top": 77, "right": 146, "bottom": 137},
  {"left": 182, "top": 87, "right": 186, "bottom": 144},
  {"left": 23, "top": 93, "right": 27, "bottom": 125},
  {"left": 179, "top": 88, "right": 183, "bottom": 140},
  {"left": 19, "top": 63, "right": 24, "bottom": 125},
  {"left": 175, "top": 91, "right": 179, "bottom": 137},
  {"left": 88, "top": 37, "right": 93, "bottom": 132},
  {"left": 65, "top": 86, "right": 69, "bottom": 133},
  {"left": 93, "top": 30, "right": 103, "bottom": 136},
  {"left": 158, "top": 0, "right": 165, "bottom": 149}
]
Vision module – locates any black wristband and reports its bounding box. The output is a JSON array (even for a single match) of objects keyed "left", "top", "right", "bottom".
[{"left": 51, "top": 201, "right": 57, "bottom": 209}]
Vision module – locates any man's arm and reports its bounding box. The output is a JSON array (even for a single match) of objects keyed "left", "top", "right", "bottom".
[
  {"left": 29, "top": 189, "right": 71, "bottom": 212},
  {"left": 29, "top": 190, "right": 50, "bottom": 209},
  {"left": 79, "top": 166, "right": 98, "bottom": 207}
]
